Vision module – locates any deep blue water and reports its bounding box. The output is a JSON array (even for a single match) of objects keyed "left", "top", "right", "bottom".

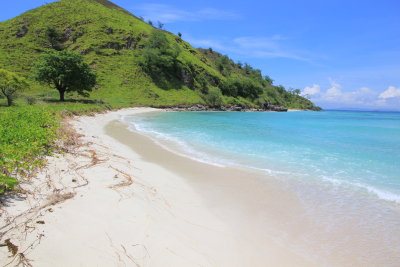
[{"left": 124, "top": 110, "right": 400, "bottom": 204}]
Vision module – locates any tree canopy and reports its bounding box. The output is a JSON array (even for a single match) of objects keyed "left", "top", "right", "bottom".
[
  {"left": 33, "top": 50, "right": 96, "bottom": 101},
  {"left": 220, "top": 77, "right": 264, "bottom": 100},
  {"left": 45, "top": 25, "right": 64, "bottom": 50},
  {"left": 138, "top": 30, "right": 181, "bottom": 86},
  {"left": 0, "top": 69, "right": 28, "bottom": 106}
]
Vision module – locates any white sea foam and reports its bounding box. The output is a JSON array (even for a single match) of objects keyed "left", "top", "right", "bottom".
[
  {"left": 120, "top": 115, "right": 230, "bottom": 167},
  {"left": 322, "top": 176, "right": 400, "bottom": 204}
]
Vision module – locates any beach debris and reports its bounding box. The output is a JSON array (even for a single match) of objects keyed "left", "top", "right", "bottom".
[{"left": 4, "top": 238, "right": 18, "bottom": 256}]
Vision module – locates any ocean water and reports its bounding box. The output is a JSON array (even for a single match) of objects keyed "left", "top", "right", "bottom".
[
  {"left": 124, "top": 110, "right": 400, "bottom": 203},
  {"left": 122, "top": 110, "right": 400, "bottom": 265}
]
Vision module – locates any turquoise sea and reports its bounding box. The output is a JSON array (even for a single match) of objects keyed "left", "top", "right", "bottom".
[
  {"left": 122, "top": 110, "right": 400, "bottom": 265},
  {"left": 125, "top": 110, "right": 400, "bottom": 203}
]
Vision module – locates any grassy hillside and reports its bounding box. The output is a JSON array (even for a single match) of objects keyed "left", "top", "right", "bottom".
[
  {"left": 0, "top": 0, "right": 320, "bottom": 110},
  {"left": 0, "top": 0, "right": 321, "bottom": 194}
]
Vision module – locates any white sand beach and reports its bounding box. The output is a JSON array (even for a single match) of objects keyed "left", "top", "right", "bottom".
[{"left": 0, "top": 107, "right": 317, "bottom": 266}]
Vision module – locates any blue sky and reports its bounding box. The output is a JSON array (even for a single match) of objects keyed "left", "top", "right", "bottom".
[{"left": 2, "top": 0, "right": 400, "bottom": 110}]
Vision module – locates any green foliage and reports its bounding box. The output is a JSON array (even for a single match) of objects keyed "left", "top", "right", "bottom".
[
  {"left": 0, "top": 68, "right": 29, "bottom": 106},
  {"left": 33, "top": 50, "right": 96, "bottom": 101},
  {"left": 45, "top": 25, "right": 64, "bottom": 50},
  {"left": 205, "top": 87, "right": 223, "bottom": 107},
  {"left": 0, "top": 103, "right": 108, "bottom": 195},
  {"left": 220, "top": 77, "right": 263, "bottom": 100},
  {"left": 214, "top": 55, "right": 232, "bottom": 76},
  {"left": 198, "top": 48, "right": 321, "bottom": 110},
  {"left": 0, "top": 176, "right": 18, "bottom": 194},
  {"left": 0, "top": 106, "right": 58, "bottom": 194},
  {"left": 138, "top": 30, "right": 182, "bottom": 88},
  {"left": 264, "top": 75, "right": 273, "bottom": 85}
]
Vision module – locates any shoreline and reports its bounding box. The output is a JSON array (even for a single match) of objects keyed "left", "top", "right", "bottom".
[
  {"left": 0, "top": 108, "right": 314, "bottom": 266},
  {"left": 1, "top": 107, "right": 398, "bottom": 266}
]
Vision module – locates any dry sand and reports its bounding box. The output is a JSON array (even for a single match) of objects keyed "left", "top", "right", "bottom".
[{"left": 0, "top": 108, "right": 315, "bottom": 266}]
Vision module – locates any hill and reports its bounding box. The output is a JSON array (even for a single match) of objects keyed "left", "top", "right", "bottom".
[{"left": 0, "top": 0, "right": 320, "bottom": 110}]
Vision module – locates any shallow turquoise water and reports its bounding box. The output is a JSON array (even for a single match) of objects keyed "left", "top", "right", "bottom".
[
  {"left": 125, "top": 110, "right": 400, "bottom": 204},
  {"left": 122, "top": 110, "right": 400, "bottom": 266}
]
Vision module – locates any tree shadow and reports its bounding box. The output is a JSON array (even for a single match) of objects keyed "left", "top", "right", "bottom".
[
  {"left": 0, "top": 191, "right": 26, "bottom": 207},
  {"left": 43, "top": 99, "right": 105, "bottom": 104}
]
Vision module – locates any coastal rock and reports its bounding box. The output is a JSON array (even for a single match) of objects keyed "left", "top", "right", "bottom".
[
  {"left": 231, "top": 105, "right": 242, "bottom": 111},
  {"left": 163, "top": 104, "right": 289, "bottom": 112},
  {"left": 263, "top": 101, "right": 288, "bottom": 112}
]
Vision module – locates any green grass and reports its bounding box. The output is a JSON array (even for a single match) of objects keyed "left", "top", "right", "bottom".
[
  {"left": 0, "top": 0, "right": 219, "bottom": 107},
  {"left": 0, "top": 102, "right": 107, "bottom": 194}
]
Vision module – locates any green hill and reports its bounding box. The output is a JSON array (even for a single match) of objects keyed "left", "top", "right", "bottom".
[{"left": 0, "top": 0, "right": 320, "bottom": 110}]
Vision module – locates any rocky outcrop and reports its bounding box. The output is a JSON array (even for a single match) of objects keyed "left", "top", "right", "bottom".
[
  {"left": 262, "top": 101, "right": 288, "bottom": 112},
  {"left": 64, "top": 27, "right": 72, "bottom": 40},
  {"left": 106, "top": 27, "right": 113, "bottom": 34},
  {"left": 15, "top": 25, "right": 28, "bottom": 37},
  {"left": 123, "top": 35, "right": 140, "bottom": 50},
  {"left": 180, "top": 68, "right": 195, "bottom": 89},
  {"left": 156, "top": 104, "right": 288, "bottom": 112}
]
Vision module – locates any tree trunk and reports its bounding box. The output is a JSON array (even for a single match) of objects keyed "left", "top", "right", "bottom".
[
  {"left": 59, "top": 89, "right": 66, "bottom": 102},
  {"left": 6, "top": 95, "right": 13, "bottom": 106}
]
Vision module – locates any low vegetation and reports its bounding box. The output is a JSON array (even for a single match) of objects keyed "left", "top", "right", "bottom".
[
  {"left": 0, "top": 104, "right": 106, "bottom": 194},
  {"left": 0, "top": 69, "right": 28, "bottom": 106}
]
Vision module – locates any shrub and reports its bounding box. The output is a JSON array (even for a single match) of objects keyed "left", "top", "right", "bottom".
[
  {"left": 205, "top": 87, "right": 223, "bottom": 107},
  {"left": 0, "top": 107, "right": 59, "bottom": 194},
  {"left": 220, "top": 77, "right": 263, "bottom": 99},
  {"left": 0, "top": 69, "right": 28, "bottom": 106}
]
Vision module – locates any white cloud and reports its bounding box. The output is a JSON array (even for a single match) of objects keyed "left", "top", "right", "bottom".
[
  {"left": 302, "top": 84, "right": 321, "bottom": 97},
  {"left": 378, "top": 86, "right": 400, "bottom": 99},
  {"left": 186, "top": 35, "right": 312, "bottom": 62},
  {"left": 132, "top": 4, "right": 240, "bottom": 23},
  {"left": 303, "top": 81, "right": 400, "bottom": 109},
  {"left": 303, "top": 79, "right": 377, "bottom": 105},
  {"left": 324, "top": 79, "right": 343, "bottom": 101}
]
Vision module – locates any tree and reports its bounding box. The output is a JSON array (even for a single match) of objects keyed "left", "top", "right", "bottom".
[
  {"left": 220, "top": 77, "right": 263, "bottom": 99},
  {"left": 178, "top": 32, "right": 182, "bottom": 38},
  {"left": 0, "top": 69, "right": 28, "bottom": 106},
  {"left": 148, "top": 20, "right": 153, "bottom": 26},
  {"left": 33, "top": 50, "right": 96, "bottom": 101},
  {"left": 138, "top": 30, "right": 181, "bottom": 83},
  {"left": 157, "top": 21, "right": 164, "bottom": 29},
  {"left": 205, "top": 87, "right": 223, "bottom": 107},
  {"left": 45, "top": 25, "right": 64, "bottom": 50},
  {"left": 292, "top": 89, "right": 301, "bottom": 95},
  {"left": 264, "top": 75, "right": 273, "bottom": 85},
  {"left": 215, "top": 55, "right": 232, "bottom": 76}
]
